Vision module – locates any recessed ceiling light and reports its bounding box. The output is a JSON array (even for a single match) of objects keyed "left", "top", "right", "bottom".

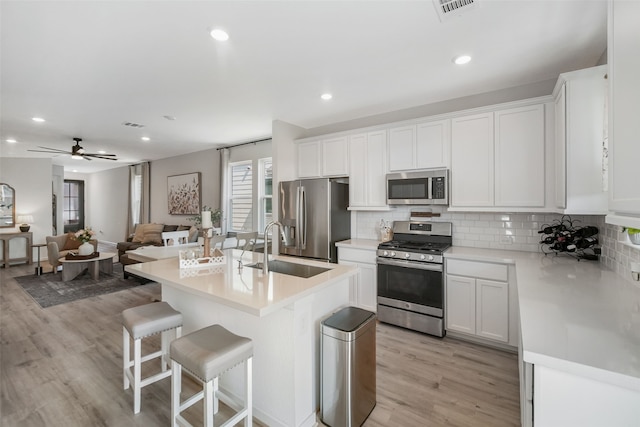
[
  {"left": 72, "top": 169, "right": 78, "bottom": 172},
  {"left": 6, "top": 139, "right": 17, "bottom": 143},
  {"left": 32, "top": 117, "right": 45, "bottom": 122},
  {"left": 453, "top": 55, "right": 472, "bottom": 65},
  {"left": 141, "top": 137, "right": 150, "bottom": 142},
  {"left": 210, "top": 29, "right": 229, "bottom": 41},
  {"left": 98, "top": 150, "right": 106, "bottom": 154},
  {"left": 321, "top": 93, "right": 333, "bottom": 100},
  {"left": 163, "top": 115, "right": 177, "bottom": 121}
]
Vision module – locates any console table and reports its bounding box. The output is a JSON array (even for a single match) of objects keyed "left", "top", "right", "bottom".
[{"left": 0, "top": 232, "right": 33, "bottom": 267}]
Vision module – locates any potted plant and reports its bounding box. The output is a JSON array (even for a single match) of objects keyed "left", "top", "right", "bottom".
[
  {"left": 626, "top": 227, "right": 640, "bottom": 245},
  {"left": 188, "top": 206, "right": 222, "bottom": 234}
]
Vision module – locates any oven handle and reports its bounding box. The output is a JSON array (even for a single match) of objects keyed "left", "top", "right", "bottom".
[{"left": 377, "top": 257, "right": 443, "bottom": 272}]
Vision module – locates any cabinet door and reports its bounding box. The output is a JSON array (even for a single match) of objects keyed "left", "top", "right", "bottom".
[
  {"left": 322, "top": 136, "right": 349, "bottom": 177},
  {"left": 555, "top": 84, "right": 567, "bottom": 209},
  {"left": 348, "top": 134, "right": 367, "bottom": 207},
  {"left": 476, "top": 279, "right": 509, "bottom": 343},
  {"left": 388, "top": 125, "right": 416, "bottom": 171},
  {"left": 416, "top": 119, "right": 450, "bottom": 169},
  {"left": 609, "top": 0, "right": 640, "bottom": 214},
  {"left": 357, "top": 263, "right": 377, "bottom": 312},
  {"left": 339, "top": 259, "right": 359, "bottom": 306},
  {"left": 366, "top": 130, "right": 388, "bottom": 207},
  {"left": 297, "top": 142, "right": 321, "bottom": 178},
  {"left": 451, "top": 113, "right": 494, "bottom": 207},
  {"left": 445, "top": 274, "right": 476, "bottom": 335},
  {"left": 494, "top": 104, "right": 545, "bottom": 207}
]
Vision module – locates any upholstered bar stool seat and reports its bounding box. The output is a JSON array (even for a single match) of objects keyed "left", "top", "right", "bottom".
[
  {"left": 170, "top": 324, "right": 253, "bottom": 427},
  {"left": 122, "top": 302, "right": 183, "bottom": 414}
]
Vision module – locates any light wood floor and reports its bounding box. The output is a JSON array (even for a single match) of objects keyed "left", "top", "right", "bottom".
[{"left": 1, "top": 257, "right": 520, "bottom": 427}]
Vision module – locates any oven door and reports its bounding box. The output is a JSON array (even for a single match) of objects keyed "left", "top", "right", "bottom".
[{"left": 377, "top": 257, "right": 443, "bottom": 317}]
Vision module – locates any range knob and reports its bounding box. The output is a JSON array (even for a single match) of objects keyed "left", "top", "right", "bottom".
[
  {"left": 404, "top": 252, "right": 411, "bottom": 259},
  {"left": 390, "top": 251, "right": 396, "bottom": 257},
  {"left": 383, "top": 250, "right": 389, "bottom": 256},
  {"left": 420, "top": 254, "right": 426, "bottom": 260},
  {"left": 428, "top": 255, "right": 435, "bottom": 261}
]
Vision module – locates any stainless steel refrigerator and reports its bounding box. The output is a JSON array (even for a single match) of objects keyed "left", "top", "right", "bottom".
[{"left": 279, "top": 178, "right": 350, "bottom": 263}]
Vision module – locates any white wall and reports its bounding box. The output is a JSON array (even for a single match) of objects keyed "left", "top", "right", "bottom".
[
  {"left": 0, "top": 157, "right": 53, "bottom": 261},
  {"left": 150, "top": 148, "right": 221, "bottom": 227}
]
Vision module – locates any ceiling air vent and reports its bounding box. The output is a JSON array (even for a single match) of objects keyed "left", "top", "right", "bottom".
[
  {"left": 433, "top": 0, "right": 478, "bottom": 22},
  {"left": 122, "top": 121, "right": 145, "bottom": 128}
]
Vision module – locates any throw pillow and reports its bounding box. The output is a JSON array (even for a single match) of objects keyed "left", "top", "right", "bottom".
[
  {"left": 188, "top": 226, "right": 199, "bottom": 243},
  {"left": 132, "top": 224, "right": 147, "bottom": 243},
  {"left": 163, "top": 224, "right": 178, "bottom": 232},
  {"left": 142, "top": 223, "right": 164, "bottom": 245},
  {"left": 62, "top": 232, "right": 82, "bottom": 250},
  {"left": 177, "top": 225, "right": 190, "bottom": 231}
]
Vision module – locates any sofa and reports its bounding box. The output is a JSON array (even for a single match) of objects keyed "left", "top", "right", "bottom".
[
  {"left": 118, "top": 223, "right": 198, "bottom": 278},
  {"left": 46, "top": 233, "right": 99, "bottom": 272}
]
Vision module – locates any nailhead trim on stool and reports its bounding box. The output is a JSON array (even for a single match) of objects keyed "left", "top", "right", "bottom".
[
  {"left": 122, "top": 302, "right": 183, "bottom": 414},
  {"left": 170, "top": 324, "right": 253, "bottom": 427}
]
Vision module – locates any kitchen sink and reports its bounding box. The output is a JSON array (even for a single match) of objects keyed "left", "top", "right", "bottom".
[{"left": 245, "top": 260, "right": 330, "bottom": 278}]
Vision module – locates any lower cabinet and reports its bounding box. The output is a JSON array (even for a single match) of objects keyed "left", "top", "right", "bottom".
[
  {"left": 445, "top": 258, "right": 510, "bottom": 344},
  {"left": 337, "top": 246, "right": 377, "bottom": 312}
]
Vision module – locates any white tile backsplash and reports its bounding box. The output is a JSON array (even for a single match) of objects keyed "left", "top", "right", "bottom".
[{"left": 356, "top": 207, "right": 640, "bottom": 281}]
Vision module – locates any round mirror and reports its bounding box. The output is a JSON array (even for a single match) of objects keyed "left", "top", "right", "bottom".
[{"left": 0, "top": 183, "right": 16, "bottom": 228}]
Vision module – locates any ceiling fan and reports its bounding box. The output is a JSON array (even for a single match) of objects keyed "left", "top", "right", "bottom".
[{"left": 28, "top": 137, "right": 118, "bottom": 161}]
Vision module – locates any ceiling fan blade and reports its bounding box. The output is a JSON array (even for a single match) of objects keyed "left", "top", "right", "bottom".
[
  {"left": 28, "top": 146, "right": 71, "bottom": 154},
  {"left": 82, "top": 156, "right": 92, "bottom": 161},
  {"left": 84, "top": 153, "right": 116, "bottom": 157},
  {"left": 86, "top": 155, "right": 118, "bottom": 161}
]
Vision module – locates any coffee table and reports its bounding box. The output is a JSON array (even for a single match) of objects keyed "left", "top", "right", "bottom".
[{"left": 58, "top": 252, "right": 116, "bottom": 281}]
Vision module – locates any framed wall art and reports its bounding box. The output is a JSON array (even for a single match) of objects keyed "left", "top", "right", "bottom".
[{"left": 167, "top": 172, "right": 201, "bottom": 215}]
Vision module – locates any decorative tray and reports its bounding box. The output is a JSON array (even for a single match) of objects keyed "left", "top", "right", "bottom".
[
  {"left": 179, "top": 248, "right": 226, "bottom": 269},
  {"left": 65, "top": 252, "right": 100, "bottom": 260}
]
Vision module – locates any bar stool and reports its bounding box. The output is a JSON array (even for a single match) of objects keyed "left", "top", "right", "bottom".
[
  {"left": 122, "top": 302, "right": 183, "bottom": 414},
  {"left": 170, "top": 324, "right": 253, "bottom": 427}
]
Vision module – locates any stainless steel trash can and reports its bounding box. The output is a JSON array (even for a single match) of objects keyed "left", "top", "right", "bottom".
[{"left": 321, "top": 306, "right": 376, "bottom": 427}]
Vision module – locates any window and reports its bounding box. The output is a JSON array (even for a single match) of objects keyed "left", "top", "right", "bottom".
[
  {"left": 229, "top": 161, "right": 253, "bottom": 232},
  {"left": 259, "top": 158, "right": 273, "bottom": 231},
  {"left": 63, "top": 180, "right": 84, "bottom": 233}
]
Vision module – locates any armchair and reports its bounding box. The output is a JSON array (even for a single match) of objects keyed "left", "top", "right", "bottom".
[{"left": 46, "top": 234, "right": 98, "bottom": 272}]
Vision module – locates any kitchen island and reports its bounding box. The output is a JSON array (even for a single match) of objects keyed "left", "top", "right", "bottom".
[{"left": 125, "top": 249, "right": 357, "bottom": 427}]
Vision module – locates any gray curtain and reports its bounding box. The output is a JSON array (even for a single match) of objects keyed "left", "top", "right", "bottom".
[
  {"left": 127, "top": 162, "right": 150, "bottom": 238},
  {"left": 220, "top": 148, "right": 229, "bottom": 236}
]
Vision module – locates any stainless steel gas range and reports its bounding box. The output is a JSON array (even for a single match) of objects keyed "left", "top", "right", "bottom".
[{"left": 376, "top": 221, "right": 452, "bottom": 337}]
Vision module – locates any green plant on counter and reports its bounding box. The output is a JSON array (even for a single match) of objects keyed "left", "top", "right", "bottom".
[{"left": 626, "top": 228, "right": 640, "bottom": 235}]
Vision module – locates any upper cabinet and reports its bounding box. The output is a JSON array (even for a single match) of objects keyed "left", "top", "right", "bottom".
[
  {"left": 553, "top": 65, "right": 608, "bottom": 214},
  {"left": 297, "top": 136, "right": 349, "bottom": 179},
  {"left": 349, "top": 130, "right": 389, "bottom": 210},
  {"left": 606, "top": 0, "right": 640, "bottom": 228},
  {"left": 450, "top": 102, "right": 547, "bottom": 210},
  {"left": 388, "top": 119, "right": 450, "bottom": 171}
]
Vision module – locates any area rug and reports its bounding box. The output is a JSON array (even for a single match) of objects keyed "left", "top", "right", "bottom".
[{"left": 14, "top": 263, "right": 156, "bottom": 308}]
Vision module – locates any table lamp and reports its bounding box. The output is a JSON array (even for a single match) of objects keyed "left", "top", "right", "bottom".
[{"left": 17, "top": 215, "right": 33, "bottom": 232}]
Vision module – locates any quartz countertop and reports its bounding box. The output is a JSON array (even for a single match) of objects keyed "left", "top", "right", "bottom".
[
  {"left": 444, "top": 246, "right": 640, "bottom": 391},
  {"left": 335, "top": 238, "right": 380, "bottom": 250},
  {"left": 125, "top": 249, "right": 357, "bottom": 317}
]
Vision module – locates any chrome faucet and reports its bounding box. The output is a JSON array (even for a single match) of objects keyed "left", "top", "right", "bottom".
[{"left": 263, "top": 221, "right": 287, "bottom": 274}]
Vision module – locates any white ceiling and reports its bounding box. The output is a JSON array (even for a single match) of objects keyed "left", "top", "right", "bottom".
[{"left": 0, "top": 0, "right": 607, "bottom": 173}]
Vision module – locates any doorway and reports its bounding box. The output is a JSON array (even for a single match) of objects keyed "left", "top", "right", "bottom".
[{"left": 63, "top": 180, "right": 85, "bottom": 233}]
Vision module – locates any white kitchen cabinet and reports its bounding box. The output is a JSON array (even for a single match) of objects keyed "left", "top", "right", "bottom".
[
  {"left": 297, "top": 141, "right": 321, "bottom": 178},
  {"left": 494, "top": 104, "right": 545, "bottom": 207},
  {"left": 322, "top": 136, "right": 349, "bottom": 177},
  {"left": 388, "top": 120, "right": 450, "bottom": 171},
  {"left": 349, "top": 130, "right": 388, "bottom": 210},
  {"left": 445, "top": 258, "right": 509, "bottom": 344},
  {"left": 338, "top": 246, "right": 377, "bottom": 312},
  {"left": 606, "top": 0, "right": 640, "bottom": 227},
  {"left": 451, "top": 103, "right": 547, "bottom": 210},
  {"left": 297, "top": 137, "right": 348, "bottom": 179},
  {"left": 553, "top": 65, "right": 608, "bottom": 214},
  {"left": 450, "top": 112, "right": 494, "bottom": 207}
]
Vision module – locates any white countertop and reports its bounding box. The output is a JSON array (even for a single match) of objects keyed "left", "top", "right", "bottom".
[
  {"left": 335, "top": 238, "right": 380, "bottom": 250},
  {"left": 125, "top": 249, "right": 357, "bottom": 317},
  {"left": 126, "top": 243, "right": 200, "bottom": 262},
  {"left": 445, "top": 246, "right": 640, "bottom": 391}
]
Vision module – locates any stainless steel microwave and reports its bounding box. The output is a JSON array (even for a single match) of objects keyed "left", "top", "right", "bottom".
[{"left": 386, "top": 169, "right": 449, "bottom": 205}]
